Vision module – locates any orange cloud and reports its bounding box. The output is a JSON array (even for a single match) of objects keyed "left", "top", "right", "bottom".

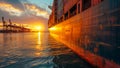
[
  {"left": 0, "top": 2, "right": 23, "bottom": 16},
  {"left": 24, "top": 4, "right": 49, "bottom": 18}
]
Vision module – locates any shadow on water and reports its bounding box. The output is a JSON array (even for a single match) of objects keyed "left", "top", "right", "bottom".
[{"left": 0, "top": 32, "right": 95, "bottom": 68}]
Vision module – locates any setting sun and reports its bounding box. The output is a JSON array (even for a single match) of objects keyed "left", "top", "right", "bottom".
[
  {"left": 34, "top": 26, "right": 42, "bottom": 31},
  {"left": 35, "top": 26, "right": 41, "bottom": 30},
  {"left": 29, "top": 24, "right": 45, "bottom": 32}
]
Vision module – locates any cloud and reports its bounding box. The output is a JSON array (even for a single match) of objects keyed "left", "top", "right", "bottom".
[
  {"left": 0, "top": 0, "right": 50, "bottom": 18},
  {"left": 24, "top": 3, "right": 49, "bottom": 18},
  {"left": 0, "top": 0, "right": 27, "bottom": 10},
  {"left": 0, "top": 2, "right": 23, "bottom": 16}
]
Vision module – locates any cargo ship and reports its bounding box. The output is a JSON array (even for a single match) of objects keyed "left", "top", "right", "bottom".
[{"left": 48, "top": 0, "right": 120, "bottom": 68}]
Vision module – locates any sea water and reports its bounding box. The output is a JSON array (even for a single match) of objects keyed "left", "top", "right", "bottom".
[{"left": 0, "top": 32, "right": 94, "bottom": 68}]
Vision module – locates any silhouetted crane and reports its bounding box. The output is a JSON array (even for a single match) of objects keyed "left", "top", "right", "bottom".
[
  {"left": 2, "top": 17, "right": 6, "bottom": 31},
  {"left": 9, "top": 19, "right": 12, "bottom": 31}
]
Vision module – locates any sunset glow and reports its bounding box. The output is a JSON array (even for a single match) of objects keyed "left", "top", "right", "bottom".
[
  {"left": 30, "top": 26, "right": 43, "bottom": 31},
  {"left": 35, "top": 26, "right": 42, "bottom": 31}
]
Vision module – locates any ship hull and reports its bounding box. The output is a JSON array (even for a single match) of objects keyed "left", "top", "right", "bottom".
[
  {"left": 49, "top": 0, "right": 120, "bottom": 68},
  {"left": 49, "top": 0, "right": 120, "bottom": 67}
]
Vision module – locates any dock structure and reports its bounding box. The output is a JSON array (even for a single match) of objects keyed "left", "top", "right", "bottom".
[{"left": 1, "top": 17, "right": 31, "bottom": 33}]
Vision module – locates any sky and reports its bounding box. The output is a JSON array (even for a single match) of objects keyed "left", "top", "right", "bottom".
[{"left": 0, "top": 0, "right": 53, "bottom": 31}]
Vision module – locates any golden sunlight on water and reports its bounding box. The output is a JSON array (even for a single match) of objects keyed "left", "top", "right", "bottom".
[
  {"left": 35, "top": 32, "right": 46, "bottom": 56},
  {"left": 37, "top": 32, "right": 48, "bottom": 56},
  {"left": 35, "top": 32, "right": 43, "bottom": 56},
  {"left": 37, "top": 32, "right": 42, "bottom": 45}
]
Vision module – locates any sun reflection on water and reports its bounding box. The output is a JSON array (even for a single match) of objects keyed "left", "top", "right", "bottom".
[
  {"left": 37, "top": 32, "right": 41, "bottom": 45},
  {"left": 35, "top": 32, "right": 42, "bottom": 49},
  {"left": 34, "top": 32, "right": 49, "bottom": 57},
  {"left": 35, "top": 32, "right": 43, "bottom": 56}
]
